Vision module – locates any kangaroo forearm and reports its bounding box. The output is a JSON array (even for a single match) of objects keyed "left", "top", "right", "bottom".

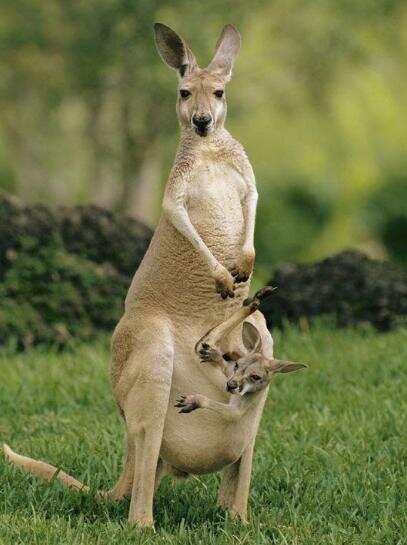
[
  {"left": 199, "top": 397, "right": 244, "bottom": 422},
  {"left": 204, "top": 351, "right": 230, "bottom": 374},
  {"left": 242, "top": 190, "right": 258, "bottom": 250},
  {"left": 163, "top": 168, "right": 221, "bottom": 271},
  {"left": 238, "top": 157, "right": 257, "bottom": 250},
  {"left": 164, "top": 203, "right": 218, "bottom": 269},
  {"left": 206, "top": 351, "right": 229, "bottom": 372},
  {"left": 201, "top": 305, "right": 255, "bottom": 347}
]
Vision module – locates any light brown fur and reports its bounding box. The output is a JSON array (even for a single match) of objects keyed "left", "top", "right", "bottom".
[{"left": 4, "top": 24, "right": 274, "bottom": 529}]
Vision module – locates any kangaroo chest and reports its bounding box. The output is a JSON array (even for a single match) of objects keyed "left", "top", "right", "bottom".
[
  {"left": 188, "top": 159, "right": 246, "bottom": 208},
  {"left": 187, "top": 159, "right": 246, "bottom": 256}
]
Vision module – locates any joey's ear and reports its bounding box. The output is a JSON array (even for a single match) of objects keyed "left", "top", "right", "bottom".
[
  {"left": 154, "top": 23, "right": 198, "bottom": 77},
  {"left": 269, "top": 359, "right": 308, "bottom": 374},
  {"left": 207, "top": 24, "right": 241, "bottom": 80},
  {"left": 242, "top": 321, "right": 262, "bottom": 353}
]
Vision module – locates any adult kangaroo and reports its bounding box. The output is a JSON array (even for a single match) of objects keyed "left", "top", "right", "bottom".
[{"left": 4, "top": 24, "right": 275, "bottom": 529}]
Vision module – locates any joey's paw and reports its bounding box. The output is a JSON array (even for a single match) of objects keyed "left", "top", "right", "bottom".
[
  {"left": 175, "top": 394, "right": 201, "bottom": 413},
  {"left": 230, "top": 249, "right": 255, "bottom": 284},
  {"left": 199, "top": 342, "right": 221, "bottom": 363},
  {"left": 213, "top": 265, "right": 235, "bottom": 299},
  {"left": 243, "top": 286, "right": 276, "bottom": 309}
]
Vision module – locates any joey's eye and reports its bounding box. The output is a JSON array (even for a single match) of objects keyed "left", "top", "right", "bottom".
[
  {"left": 179, "top": 89, "right": 191, "bottom": 99},
  {"left": 250, "top": 374, "right": 262, "bottom": 382},
  {"left": 234, "top": 363, "right": 239, "bottom": 371},
  {"left": 214, "top": 90, "right": 224, "bottom": 98}
]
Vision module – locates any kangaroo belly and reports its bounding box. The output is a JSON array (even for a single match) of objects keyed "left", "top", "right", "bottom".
[
  {"left": 161, "top": 404, "right": 256, "bottom": 474},
  {"left": 161, "top": 412, "right": 250, "bottom": 474}
]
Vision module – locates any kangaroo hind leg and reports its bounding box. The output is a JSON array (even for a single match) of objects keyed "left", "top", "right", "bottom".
[
  {"left": 195, "top": 287, "right": 274, "bottom": 353},
  {"left": 121, "top": 320, "right": 174, "bottom": 528}
]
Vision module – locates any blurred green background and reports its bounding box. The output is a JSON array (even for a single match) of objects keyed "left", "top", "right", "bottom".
[{"left": 1, "top": 0, "right": 406, "bottom": 276}]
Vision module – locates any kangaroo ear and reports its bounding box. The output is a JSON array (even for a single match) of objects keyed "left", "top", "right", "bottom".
[
  {"left": 207, "top": 24, "right": 241, "bottom": 80},
  {"left": 154, "top": 23, "right": 198, "bottom": 77},
  {"left": 269, "top": 360, "right": 308, "bottom": 374},
  {"left": 242, "top": 321, "right": 262, "bottom": 354}
]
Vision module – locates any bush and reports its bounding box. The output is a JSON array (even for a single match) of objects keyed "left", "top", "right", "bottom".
[
  {"left": 0, "top": 197, "right": 152, "bottom": 280},
  {"left": 0, "top": 195, "right": 152, "bottom": 348},
  {"left": 263, "top": 250, "right": 407, "bottom": 331},
  {"left": 57, "top": 204, "right": 153, "bottom": 277}
]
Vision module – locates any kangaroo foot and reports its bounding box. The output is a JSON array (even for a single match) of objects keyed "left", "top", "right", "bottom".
[
  {"left": 229, "top": 507, "right": 249, "bottom": 525},
  {"left": 128, "top": 514, "right": 155, "bottom": 530},
  {"left": 243, "top": 286, "right": 276, "bottom": 309}
]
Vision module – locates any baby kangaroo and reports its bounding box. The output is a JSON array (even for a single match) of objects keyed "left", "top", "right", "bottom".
[{"left": 176, "top": 288, "right": 307, "bottom": 420}]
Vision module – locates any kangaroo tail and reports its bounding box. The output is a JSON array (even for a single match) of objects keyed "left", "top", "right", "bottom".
[{"left": 3, "top": 443, "right": 90, "bottom": 492}]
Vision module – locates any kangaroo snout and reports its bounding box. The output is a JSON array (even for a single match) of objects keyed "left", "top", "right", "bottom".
[
  {"left": 192, "top": 114, "right": 212, "bottom": 135},
  {"left": 226, "top": 379, "right": 239, "bottom": 393}
]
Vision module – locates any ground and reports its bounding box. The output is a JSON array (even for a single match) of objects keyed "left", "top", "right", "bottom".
[{"left": 1, "top": 324, "right": 406, "bottom": 545}]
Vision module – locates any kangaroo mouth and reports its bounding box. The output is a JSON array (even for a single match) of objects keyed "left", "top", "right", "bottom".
[
  {"left": 226, "top": 384, "right": 241, "bottom": 394},
  {"left": 193, "top": 124, "right": 213, "bottom": 137},
  {"left": 195, "top": 127, "right": 209, "bottom": 137}
]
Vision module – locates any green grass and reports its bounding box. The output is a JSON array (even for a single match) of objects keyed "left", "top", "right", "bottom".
[{"left": 1, "top": 324, "right": 406, "bottom": 545}]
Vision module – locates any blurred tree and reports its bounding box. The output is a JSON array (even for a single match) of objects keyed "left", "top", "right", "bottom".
[
  {"left": 0, "top": 0, "right": 406, "bottom": 266},
  {"left": 366, "top": 174, "right": 407, "bottom": 266}
]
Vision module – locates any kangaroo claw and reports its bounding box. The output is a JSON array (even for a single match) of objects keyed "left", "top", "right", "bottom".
[
  {"left": 230, "top": 268, "right": 250, "bottom": 283},
  {"left": 199, "top": 343, "right": 221, "bottom": 363},
  {"left": 243, "top": 286, "right": 276, "bottom": 308},
  {"left": 175, "top": 394, "right": 200, "bottom": 413}
]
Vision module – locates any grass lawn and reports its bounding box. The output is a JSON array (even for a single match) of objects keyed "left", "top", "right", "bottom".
[{"left": 0, "top": 324, "right": 406, "bottom": 544}]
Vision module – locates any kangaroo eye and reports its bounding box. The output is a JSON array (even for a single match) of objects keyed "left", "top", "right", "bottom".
[
  {"left": 250, "top": 374, "right": 262, "bottom": 382},
  {"left": 179, "top": 89, "right": 191, "bottom": 99},
  {"left": 214, "top": 90, "right": 224, "bottom": 98},
  {"left": 234, "top": 363, "right": 239, "bottom": 371}
]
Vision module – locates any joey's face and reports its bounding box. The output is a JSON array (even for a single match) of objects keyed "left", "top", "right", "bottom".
[
  {"left": 225, "top": 351, "right": 308, "bottom": 396},
  {"left": 177, "top": 70, "right": 227, "bottom": 137},
  {"left": 225, "top": 354, "right": 271, "bottom": 396}
]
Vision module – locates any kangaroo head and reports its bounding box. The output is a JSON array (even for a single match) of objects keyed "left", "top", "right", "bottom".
[
  {"left": 154, "top": 23, "right": 241, "bottom": 137},
  {"left": 225, "top": 322, "right": 308, "bottom": 396}
]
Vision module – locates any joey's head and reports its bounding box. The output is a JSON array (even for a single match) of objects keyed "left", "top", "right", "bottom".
[
  {"left": 226, "top": 322, "right": 308, "bottom": 396},
  {"left": 154, "top": 23, "right": 241, "bottom": 137}
]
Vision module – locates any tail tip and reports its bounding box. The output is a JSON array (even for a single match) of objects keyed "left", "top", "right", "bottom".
[{"left": 3, "top": 443, "right": 13, "bottom": 459}]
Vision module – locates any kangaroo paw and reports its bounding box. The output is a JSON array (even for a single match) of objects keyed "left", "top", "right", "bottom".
[
  {"left": 175, "top": 394, "right": 201, "bottom": 413},
  {"left": 198, "top": 343, "right": 222, "bottom": 364}
]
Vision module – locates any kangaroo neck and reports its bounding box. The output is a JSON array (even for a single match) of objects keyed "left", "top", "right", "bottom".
[{"left": 177, "top": 127, "right": 235, "bottom": 159}]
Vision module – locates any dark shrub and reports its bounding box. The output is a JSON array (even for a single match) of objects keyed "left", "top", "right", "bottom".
[
  {"left": 0, "top": 197, "right": 152, "bottom": 280},
  {"left": 57, "top": 205, "right": 152, "bottom": 277},
  {"left": 0, "top": 195, "right": 152, "bottom": 348},
  {"left": 263, "top": 251, "right": 407, "bottom": 331}
]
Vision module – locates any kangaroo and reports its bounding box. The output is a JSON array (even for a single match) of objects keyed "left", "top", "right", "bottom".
[
  {"left": 4, "top": 24, "right": 278, "bottom": 529},
  {"left": 176, "top": 289, "right": 307, "bottom": 418}
]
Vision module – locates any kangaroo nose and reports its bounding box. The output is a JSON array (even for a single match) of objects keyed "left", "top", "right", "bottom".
[
  {"left": 192, "top": 114, "right": 212, "bottom": 129},
  {"left": 227, "top": 380, "right": 238, "bottom": 392}
]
